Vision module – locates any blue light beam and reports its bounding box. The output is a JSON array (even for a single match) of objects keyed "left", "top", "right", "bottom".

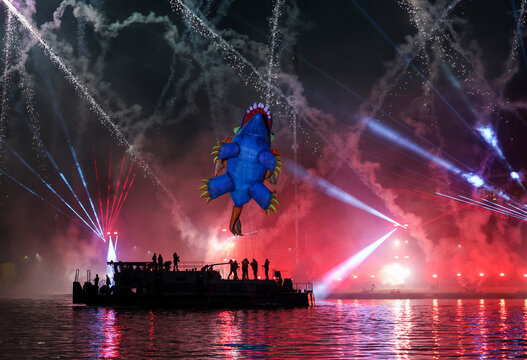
[
  {"left": 1, "top": 82, "right": 102, "bottom": 237},
  {"left": 42, "top": 74, "right": 104, "bottom": 236},
  {"left": 286, "top": 160, "right": 403, "bottom": 227},
  {"left": 0, "top": 167, "right": 100, "bottom": 233},
  {"left": 0, "top": 139, "right": 104, "bottom": 238},
  {"left": 314, "top": 228, "right": 397, "bottom": 299}
]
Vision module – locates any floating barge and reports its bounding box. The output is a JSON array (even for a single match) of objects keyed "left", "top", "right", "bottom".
[{"left": 73, "top": 261, "right": 314, "bottom": 308}]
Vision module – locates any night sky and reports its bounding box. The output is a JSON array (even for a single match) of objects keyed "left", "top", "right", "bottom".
[{"left": 1, "top": 0, "right": 527, "bottom": 295}]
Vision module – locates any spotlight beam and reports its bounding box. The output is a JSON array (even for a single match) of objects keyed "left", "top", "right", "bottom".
[
  {"left": 366, "top": 119, "right": 526, "bottom": 209},
  {"left": 436, "top": 192, "right": 527, "bottom": 221},
  {"left": 0, "top": 138, "right": 103, "bottom": 237},
  {"left": 0, "top": 167, "right": 86, "bottom": 229},
  {"left": 314, "top": 229, "right": 397, "bottom": 299},
  {"left": 0, "top": 81, "right": 102, "bottom": 236},
  {"left": 287, "top": 160, "right": 403, "bottom": 227},
  {"left": 442, "top": 64, "right": 527, "bottom": 195},
  {"left": 43, "top": 74, "right": 104, "bottom": 235}
]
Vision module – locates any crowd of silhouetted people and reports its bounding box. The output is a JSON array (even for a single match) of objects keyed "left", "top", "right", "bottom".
[
  {"left": 149, "top": 252, "right": 181, "bottom": 271},
  {"left": 227, "top": 258, "right": 277, "bottom": 282},
  {"left": 84, "top": 252, "right": 283, "bottom": 298}
]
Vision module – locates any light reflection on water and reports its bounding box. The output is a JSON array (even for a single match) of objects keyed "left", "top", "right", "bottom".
[{"left": 1, "top": 296, "right": 527, "bottom": 358}]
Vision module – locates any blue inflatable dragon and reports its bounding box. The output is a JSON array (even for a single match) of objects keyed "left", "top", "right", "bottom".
[{"left": 199, "top": 103, "right": 281, "bottom": 235}]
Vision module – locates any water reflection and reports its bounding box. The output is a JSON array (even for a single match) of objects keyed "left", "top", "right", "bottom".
[
  {"left": 431, "top": 299, "right": 439, "bottom": 359},
  {"left": 217, "top": 310, "right": 242, "bottom": 358},
  {"left": 4, "top": 297, "right": 527, "bottom": 358},
  {"left": 455, "top": 299, "right": 464, "bottom": 357},
  {"left": 393, "top": 299, "right": 411, "bottom": 359},
  {"left": 98, "top": 308, "right": 121, "bottom": 359}
]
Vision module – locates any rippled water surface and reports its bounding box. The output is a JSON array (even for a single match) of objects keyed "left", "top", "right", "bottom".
[{"left": 1, "top": 296, "right": 527, "bottom": 358}]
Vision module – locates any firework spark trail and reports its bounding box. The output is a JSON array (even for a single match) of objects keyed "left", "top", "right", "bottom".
[
  {"left": 265, "top": 0, "right": 284, "bottom": 105},
  {"left": 369, "top": 0, "right": 463, "bottom": 115},
  {"left": 109, "top": 165, "right": 139, "bottom": 230},
  {"left": 1, "top": 80, "right": 103, "bottom": 236},
  {"left": 0, "top": 10, "right": 13, "bottom": 161},
  {"left": 169, "top": 0, "right": 289, "bottom": 102},
  {"left": 154, "top": 50, "right": 177, "bottom": 114},
  {"left": 92, "top": 147, "right": 105, "bottom": 231},
  {"left": 511, "top": 0, "right": 527, "bottom": 68},
  {"left": 0, "top": 138, "right": 103, "bottom": 237},
  {"left": 228, "top": 7, "right": 487, "bottom": 186},
  {"left": 108, "top": 158, "right": 134, "bottom": 228},
  {"left": 351, "top": 0, "right": 495, "bottom": 153},
  {"left": 2, "top": 0, "right": 205, "bottom": 241},
  {"left": 171, "top": 0, "right": 527, "bottom": 225},
  {"left": 0, "top": 0, "right": 172, "bottom": 191},
  {"left": 0, "top": 167, "right": 86, "bottom": 228},
  {"left": 20, "top": 69, "right": 46, "bottom": 173},
  {"left": 43, "top": 74, "right": 104, "bottom": 235}
]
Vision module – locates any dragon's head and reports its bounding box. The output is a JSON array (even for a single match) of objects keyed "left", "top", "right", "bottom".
[{"left": 234, "top": 103, "right": 274, "bottom": 142}]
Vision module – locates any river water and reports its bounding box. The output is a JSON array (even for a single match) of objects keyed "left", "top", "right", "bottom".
[{"left": 1, "top": 296, "right": 526, "bottom": 358}]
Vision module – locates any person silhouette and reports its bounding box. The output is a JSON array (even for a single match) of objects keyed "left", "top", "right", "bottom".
[
  {"left": 158, "top": 254, "right": 164, "bottom": 270},
  {"left": 94, "top": 274, "right": 99, "bottom": 289},
  {"left": 250, "top": 259, "right": 258, "bottom": 279},
  {"left": 241, "top": 258, "right": 249, "bottom": 280},
  {"left": 233, "top": 260, "right": 239, "bottom": 280},
  {"left": 228, "top": 260, "right": 235, "bottom": 279},
  {"left": 263, "top": 259, "right": 270, "bottom": 280},
  {"left": 173, "top": 252, "right": 180, "bottom": 271}
]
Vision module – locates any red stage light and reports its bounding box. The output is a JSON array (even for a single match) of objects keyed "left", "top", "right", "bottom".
[
  {"left": 499, "top": 273, "right": 505, "bottom": 277},
  {"left": 456, "top": 273, "right": 461, "bottom": 277},
  {"left": 432, "top": 274, "right": 438, "bottom": 278},
  {"left": 479, "top": 273, "right": 484, "bottom": 277},
  {"left": 113, "top": 231, "right": 118, "bottom": 235}
]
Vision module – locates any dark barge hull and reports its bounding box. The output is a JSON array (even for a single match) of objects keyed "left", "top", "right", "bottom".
[
  {"left": 73, "top": 266, "right": 314, "bottom": 308},
  {"left": 79, "top": 291, "right": 312, "bottom": 308}
]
